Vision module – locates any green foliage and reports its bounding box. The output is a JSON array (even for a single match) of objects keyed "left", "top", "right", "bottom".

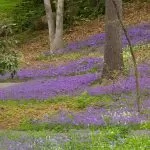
[
  {"left": 73, "top": 92, "right": 112, "bottom": 109},
  {"left": 0, "top": 40, "right": 18, "bottom": 75},
  {"left": 11, "top": 0, "right": 105, "bottom": 32},
  {"left": 11, "top": 0, "right": 45, "bottom": 32},
  {"left": 11, "top": 0, "right": 145, "bottom": 32},
  {"left": 0, "top": 0, "right": 20, "bottom": 14},
  {"left": 0, "top": 23, "right": 18, "bottom": 75},
  {"left": 64, "top": 0, "right": 105, "bottom": 28},
  {"left": 3, "top": 0, "right": 150, "bottom": 32},
  {"left": 0, "top": 93, "right": 112, "bottom": 110},
  {"left": 14, "top": 123, "right": 150, "bottom": 150}
]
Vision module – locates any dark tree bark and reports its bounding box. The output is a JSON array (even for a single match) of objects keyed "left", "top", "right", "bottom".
[{"left": 102, "top": 0, "right": 124, "bottom": 79}]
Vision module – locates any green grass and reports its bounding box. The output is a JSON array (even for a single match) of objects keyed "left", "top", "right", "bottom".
[
  {"left": 0, "top": 93, "right": 113, "bottom": 129},
  {"left": 0, "top": 0, "right": 20, "bottom": 19},
  {"left": 63, "top": 124, "right": 150, "bottom": 150},
  {"left": 0, "top": 93, "right": 112, "bottom": 109},
  {"left": 0, "top": 123, "right": 150, "bottom": 150},
  {"left": 123, "top": 43, "right": 150, "bottom": 63},
  {"left": 0, "top": 0, "right": 20, "bottom": 12}
]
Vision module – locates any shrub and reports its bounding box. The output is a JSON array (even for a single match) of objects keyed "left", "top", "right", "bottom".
[
  {"left": 12, "top": 0, "right": 45, "bottom": 32},
  {"left": 11, "top": 0, "right": 105, "bottom": 31},
  {"left": 11, "top": 0, "right": 147, "bottom": 32},
  {"left": 0, "top": 23, "right": 18, "bottom": 76},
  {"left": 64, "top": 0, "right": 105, "bottom": 28}
]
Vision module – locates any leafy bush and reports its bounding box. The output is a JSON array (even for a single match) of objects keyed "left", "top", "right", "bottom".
[
  {"left": 63, "top": 0, "right": 105, "bottom": 28},
  {"left": 0, "top": 23, "right": 18, "bottom": 76},
  {"left": 11, "top": 0, "right": 105, "bottom": 31},
  {"left": 12, "top": 0, "right": 45, "bottom": 32},
  {"left": 11, "top": 0, "right": 147, "bottom": 32}
]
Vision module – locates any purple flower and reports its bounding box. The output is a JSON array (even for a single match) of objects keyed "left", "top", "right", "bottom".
[
  {"left": 52, "top": 23, "right": 150, "bottom": 54},
  {"left": 142, "top": 99, "right": 150, "bottom": 109},
  {"left": 0, "top": 58, "right": 103, "bottom": 80},
  {"left": 42, "top": 104, "right": 147, "bottom": 126},
  {"left": 0, "top": 63, "right": 149, "bottom": 100},
  {"left": 0, "top": 73, "right": 98, "bottom": 100},
  {"left": 88, "top": 76, "right": 150, "bottom": 96}
]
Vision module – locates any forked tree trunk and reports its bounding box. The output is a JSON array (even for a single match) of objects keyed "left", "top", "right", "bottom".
[
  {"left": 51, "top": 0, "right": 64, "bottom": 51},
  {"left": 43, "top": 0, "right": 55, "bottom": 53},
  {"left": 44, "top": 0, "right": 64, "bottom": 52},
  {"left": 102, "top": 0, "right": 124, "bottom": 79}
]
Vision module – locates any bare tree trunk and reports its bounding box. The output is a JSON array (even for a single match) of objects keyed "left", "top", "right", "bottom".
[
  {"left": 51, "top": 0, "right": 64, "bottom": 51},
  {"left": 43, "top": 0, "right": 55, "bottom": 53},
  {"left": 102, "top": 0, "right": 124, "bottom": 79}
]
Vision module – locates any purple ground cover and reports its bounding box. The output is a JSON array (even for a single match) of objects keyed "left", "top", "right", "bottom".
[
  {"left": 0, "top": 73, "right": 98, "bottom": 100},
  {"left": 31, "top": 72, "right": 149, "bottom": 125},
  {"left": 42, "top": 99, "right": 149, "bottom": 126},
  {"left": 52, "top": 23, "right": 150, "bottom": 54},
  {"left": 0, "top": 23, "right": 149, "bottom": 101},
  {"left": 88, "top": 77, "right": 150, "bottom": 96},
  {"left": 0, "top": 58, "right": 103, "bottom": 80},
  {"left": 0, "top": 63, "right": 149, "bottom": 100},
  {"left": 88, "top": 63, "right": 150, "bottom": 96}
]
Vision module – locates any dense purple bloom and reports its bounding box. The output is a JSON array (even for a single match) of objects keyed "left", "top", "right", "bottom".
[
  {"left": 0, "top": 63, "right": 149, "bottom": 100},
  {"left": 18, "top": 58, "right": 102, "bottom": 79},
  {"left": 42, "top": 103, "right": 147, "bottom": 126},
  {"left": 0, "top": 23, "right": 149, "bottom": 101},
  {"left": 88, "top": 76, "right": 150, "bottom": 96},
  {"left": 0, "top": 73, "right": 97, "bottom": 100},
  {"left": 123, "top": 23, "right": 150, "bottom": 46},
  {"left": 88, "top": 63, "right": 150, "bottom": 96},
  {"left": 52, "top": 23, "right": 150, "bottom": 54},
  {"left": 0, "top": 58, "right": 103, "bottom": 80}
]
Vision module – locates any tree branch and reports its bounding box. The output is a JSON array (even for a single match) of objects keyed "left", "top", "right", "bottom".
[{"left": 111, "top": 0, "right": 141, "bottom": 112}]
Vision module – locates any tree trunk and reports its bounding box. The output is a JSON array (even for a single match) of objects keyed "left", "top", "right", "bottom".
[
  {"left": 51, "top": 0, "right": 64, "bottom": 51},
  {"left": 43, "top": 0, "right": 55, "bottom": 52},
  {"left": 102, "top": 0, "right": 124, "bottom": 79}
]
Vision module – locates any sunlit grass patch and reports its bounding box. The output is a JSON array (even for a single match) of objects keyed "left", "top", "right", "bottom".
[
  {"left": 0, "top": 0, "right": 20, "bottom": 11},
  {"left": 122, "top": 43, "right": 150, "bottom": 76},
  {"left": 64, "top": 128, "right": 150, "bottom": 150},
  {"left": 0, "top": 0, "right": 20, "bottom": 19},
  {"left": 123, "top": 43, "right": 150, "bottom": 64},
  {"left": 36, "top": 50, "right": 102, "bottom": 67},
  {"left": 0, "top": 93, "right": 112, "bottom": 129}
]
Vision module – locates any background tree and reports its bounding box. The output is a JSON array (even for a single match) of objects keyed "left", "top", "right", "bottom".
[
  {"left": 44, "top": 0, "right": 55, "bottom": 53},
  {"left": 102, "top": 0, "right": 124, "bottom": 79},
  {"left": 44, "top": 0, "right": 64, "bottom": 53},
  {"left": 51, "top": 0, "right": 64, "bottom": 51}
]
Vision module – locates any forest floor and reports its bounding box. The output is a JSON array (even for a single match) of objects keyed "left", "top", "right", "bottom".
[
  {"left": 0, "top": 1, "right": 150, "bottom": 150},
  {"left": 16, "top": 1, "right": 150, "bottom": 69}
]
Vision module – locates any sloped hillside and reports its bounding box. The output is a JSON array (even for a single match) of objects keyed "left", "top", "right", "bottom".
[{"left": 17, "top": 1, "right": 150, "bottom": 68}]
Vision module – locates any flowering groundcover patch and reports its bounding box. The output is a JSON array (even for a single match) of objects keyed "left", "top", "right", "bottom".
[
  {"left": 0, "top": 57, "right": 103, "bottom": 80},
  {"left": 0, "top": 23, "right": 149, "bottom": 102},
  {"left": 52, "top": 23, "right": 150, "bottom": 54},
  {"left": 0, "top": 62, "right": 149, "bottom": 100},
  {"left": 0, "top": 73, "right": 98, "bottom": 100},
  {"left": 42, "top": 101, "right": 149, "bottom": 126}
]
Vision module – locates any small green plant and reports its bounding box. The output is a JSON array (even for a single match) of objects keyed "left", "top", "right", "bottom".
[{"left": 0, "top": 23, "right": 18, "bottom": 76}]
